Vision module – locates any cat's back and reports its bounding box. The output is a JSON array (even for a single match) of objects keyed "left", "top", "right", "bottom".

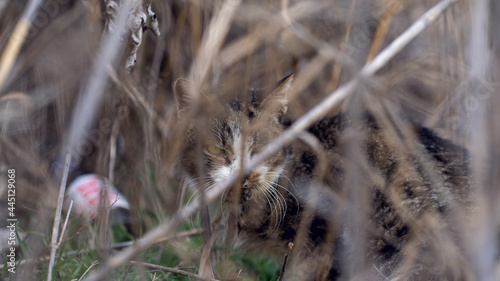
[{"left": 281, "top": 109, "right": 474, "bottom": 280}]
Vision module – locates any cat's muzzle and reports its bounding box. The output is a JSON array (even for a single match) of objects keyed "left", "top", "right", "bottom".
[
  {"left": 225, "top": 185, "right": 252, "bottom": 203},
  {"left": 224, "top": 175, "right": 256, "bottom": 204}
]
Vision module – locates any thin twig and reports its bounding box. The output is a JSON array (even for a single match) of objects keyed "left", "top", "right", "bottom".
[
  {"left": 64, "top": 0, "right": 131, "bottom": 164},
  {"left": 277, "top": 242, "right": 294, "bottom": 281},
  {"left": 82, "top": 1, "right": 456, "bottom": 280},
  {"left": 107, "top": 66, "right": 171, "bottom": 137},
  {"left": 76, "top": 261, "right": 99, "bottom": 281},
  {"left": 359, "top": 0, "right": 457, "bottom": 78},
  {"left": 121, "top": 263, "right": 132, "bottom": 281},
  {"left": 371, "top": 262, "right": 390, "bottom": 280},
  {"left": 47, "top": 154, "right": 71, "bottom": 281},
  {"left": 198, "top": 227, "right": 218, "bottom": 279},
  {"left": 129, "top": 261, "right": 221, "bottom": 281},
  {"left": 108, "top": 116, "right": 120, "bottom": 186},
  {"left": 467, "top": 0, "right": 495, "bottom": 279},
  {"left": 57, "top": 200, "right": 74, "bottom": 246},
  {"left": 0, "top": 0, "right": 41, "bottom": 89},
  {"left": 190, "top": 0, "right": 241, "bottom": 87},
  {"left": 365, "top": 0, "right": 401, "bottom": 64},
  {"left": 153, "top": 228, "right": 205, "bottom": 244},
  {"left": 330, "top": 0, "right": 357, "bottom": 91}
]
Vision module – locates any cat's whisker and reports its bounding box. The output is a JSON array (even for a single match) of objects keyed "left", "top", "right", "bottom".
[
  {"left": 262, "top": 189, "right": 281, "bottom": 235},
  {"left": 259, "top": 183, "right": 279, "bottom": 222},
  {"left": 184, "top": 178, "right": 201, "bottom": 207},
  {"left": 265, "top": 182, "right": 285, "bottom": 219},
  {"left": 262, "top": 186, "right": 285, "bottom": 237},
  {"left": 263, "top": 174, "right": 294, "bottom": 233},
  {"left": 183, "top": 177, "right": 227, "bottom": 231},
  {"left": 257, "top": 182, "right": 276, "bottom": 221},
  {"left": 262, "top": 181, "right": 286, "bottom": 234},
  {"left": 270, "top": 186, "right": 285, "bottom": 230},
  {"left": 272, "top": 184, "right": 288, "bottom": 229},
  {"left": 183, "top": 177, "right": 210, "bottom": 232},
  {"left": 266, "top": 171, "right": 298, "bottom": 212},
  {"left": 272, "top": 173, "right": 300, "bottom": 216},
  {"left": 260, "top": 174, "right": 284, "bottom": 217},
  {"left": 275, "top": 188, "right": 288, "bottom": 226},
  {"left": 184, "top": 177, "right": 216, "bottom": 205}
]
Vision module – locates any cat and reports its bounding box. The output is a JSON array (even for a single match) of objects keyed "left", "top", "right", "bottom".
[{"left": 174, "top": 74, "right": 474, "bottom": 281}]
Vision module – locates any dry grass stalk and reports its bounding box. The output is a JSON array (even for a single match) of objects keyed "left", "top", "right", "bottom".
[
  {"left": 365, "top": 0, "right": 401, "bottom": 64},
  {"left": 129, "top": 261, "right": 221, "bottom": 281},
  {"left": 466, "top": 0, "right": 495, "bottom": 279},
  {"left": 190, "top": 0, "right": 241, "bottom": 87},
  {"left": 47, "top": 154, "right": 71, "bottom": 281},
  {"left": 198, "top": 229, "right": 218, "bottom": 279},
  {"left": 64, "top": 0, "right": 132, "bottom": 163},
  {"left": 0, "top": 0, "right": 41, "bottom": 89},
  {"left": 107, "top": 66, "right": 171, "bottom": 136},
  {"left": 330, "top": 0, "right": 357, "bottom": 91},
  {"left": 73, "top": 261, "right": 99, "bottom": 281},
  {"left": 57, "top": 200, "right": 73, "bottom": 246},
  {"left": 277, "top": 242, "right": 294, "bottom": 281}
]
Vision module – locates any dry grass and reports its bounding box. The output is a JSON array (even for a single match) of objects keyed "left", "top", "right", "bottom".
[{"left": 0, "top": 0, "right": 499, "bottom": 280}]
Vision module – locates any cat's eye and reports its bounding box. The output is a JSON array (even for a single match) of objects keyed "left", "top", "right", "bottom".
[
  {"left": 206, "top": 145, "right": 223, "bottom": 154},
  {"left": 251, "top": 145, "right": 266, "bottom": 155}
]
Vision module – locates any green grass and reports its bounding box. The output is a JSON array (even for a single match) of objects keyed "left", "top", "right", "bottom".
[
  {"left": 3, "top": 212, "right": 280, "bottom": 280},
  {"left": 230, "top": 254, "right": 280, "bottom": 281}
]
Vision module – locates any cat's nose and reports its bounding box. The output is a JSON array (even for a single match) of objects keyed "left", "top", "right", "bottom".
[
  {"left": 242, "top": 178, "right": 251, "bottom": 190},
  {"left": 244, "top": 172, "right": 259, "bottom": 186}
]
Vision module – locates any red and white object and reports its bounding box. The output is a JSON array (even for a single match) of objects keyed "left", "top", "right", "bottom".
[{"left": 66, "top": 174, "right": 130, "bottom": 219}]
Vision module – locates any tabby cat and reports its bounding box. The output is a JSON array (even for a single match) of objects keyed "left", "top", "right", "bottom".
[{"left": 175, "top": 74, "right": 474, "bottom": 281}]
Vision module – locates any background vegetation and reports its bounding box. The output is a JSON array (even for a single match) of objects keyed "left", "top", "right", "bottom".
[{"left": 0, "top": 0, "right": 498, "bottom": 280}]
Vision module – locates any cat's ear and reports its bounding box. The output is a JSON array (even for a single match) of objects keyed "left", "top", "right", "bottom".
[
  {"left": 174, "top": 78, "right": 208, "bottom": 115},
  {"left": 260, "top": 73, "right": 293, "bottom": 114}
]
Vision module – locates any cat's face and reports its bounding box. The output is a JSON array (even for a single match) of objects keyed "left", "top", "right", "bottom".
[{"left": 175, "top": 75, "right": 293, "bottom": 207}]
